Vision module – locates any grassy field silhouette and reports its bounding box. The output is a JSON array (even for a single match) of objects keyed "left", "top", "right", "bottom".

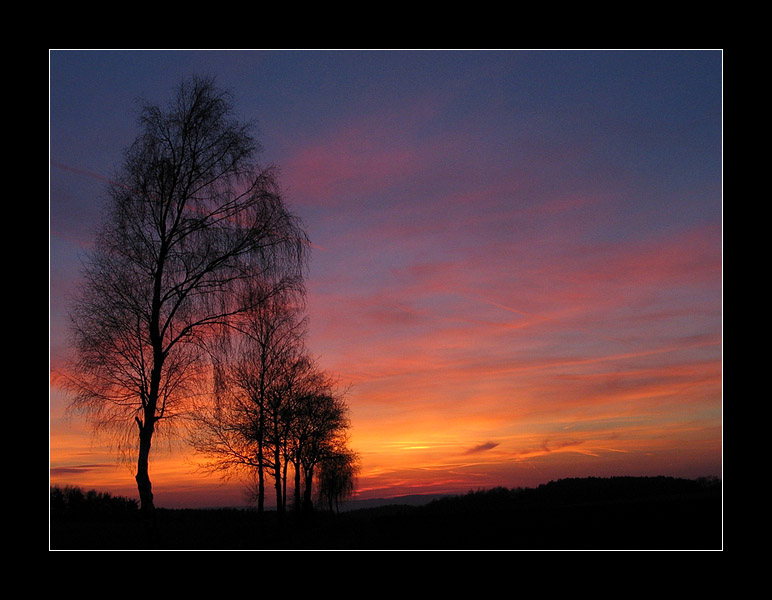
[{"left": 50, "top": 476, "right": 722, "bottom": 550}]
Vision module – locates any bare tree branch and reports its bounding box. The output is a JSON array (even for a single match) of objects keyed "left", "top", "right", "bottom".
[{"left": 65, "top": 75, "right": 308, "bottom": 515}]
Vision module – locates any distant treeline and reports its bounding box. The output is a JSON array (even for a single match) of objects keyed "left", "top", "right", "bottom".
[
  {"left": 421, "top": 475, "right": 721, "bottom": 515},
  {"left": 315, "top": 475, "right": 722, "bottom": 549},
  {"left": 50, "top": 476, "right": 720, "bottom": 519},
  {"left": 50, "top": 485, "right": 139, "bottom": 520},
  {"left": 50, "top": 476, "right": 721, "bottom": 549}
]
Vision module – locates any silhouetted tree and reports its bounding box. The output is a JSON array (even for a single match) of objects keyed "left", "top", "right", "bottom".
[
  {"left": 317, "top": 445, "right": 360, "bottom": 513},
  {"left": 189, "top": 286, "right": 309, "bottom": 516},
  {"left": 263, "top": 346, "right": 314, "bottom": 515},
  {"left": 279, "top": 355, "right": 335, "bottom": 511},
  {"left": 291, "top": 383, "right": 352, "bottom": 512},
  {"left": 65, "top": 76, "right": 308, "bottom": 517},
  {"left": 190, "top": 313, "right": 355, "bottom": 516}
]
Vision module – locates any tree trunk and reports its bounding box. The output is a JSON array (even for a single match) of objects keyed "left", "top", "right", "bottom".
[
  {"left": 294, "top": 459, "right": 302, "bottom": 511},
  {"left": 281, "top": 455, "right": 288, "bottom": 512},
  {"left": 257, "top": 435, "right": 265, "bottom": 514},
  {"left": 303, "top": 467, "right": 314, "bottom": 513},
  {"left": 269, "top": 410, "right": 284, "bottom": 516},
  {"left": 135, "top": 413, "right": 155, "bottom": 516},
  {"left": 274, "top": 445, "right": 284, "bottom": 515},
  {"left": 140, "top": 244, "right": 163, "bottom": 518},
  {"left": 257, "top": 368, "right": 266, "bottom": 515}
]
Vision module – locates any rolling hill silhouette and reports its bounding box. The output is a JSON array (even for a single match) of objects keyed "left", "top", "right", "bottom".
[{"left": 50, "top": 475, "right": 721, "bottom": 550}]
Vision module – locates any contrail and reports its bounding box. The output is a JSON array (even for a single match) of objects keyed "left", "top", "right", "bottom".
[
  {"left": 51, "top": 160, "right": 116, "bottom": 185},
  {"left": 51, "top": 160, "right": 326, "bottom": 251}
]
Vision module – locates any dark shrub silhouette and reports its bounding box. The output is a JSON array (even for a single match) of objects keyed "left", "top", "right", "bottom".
[{"left": 50, "top": 485, "right": 138, "bottom": 520}]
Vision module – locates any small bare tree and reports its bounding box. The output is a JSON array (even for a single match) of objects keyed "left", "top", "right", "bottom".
[
  {"left": 66, "top": 76, "right": 308, "bottom": 516},
  {"left": 190, "top": 312, "right": 356, "bottom": 516},
  {"left": 189, "top": 286, "right": 307, "bottom": 516},
  {"left": 317, "top": 445, "right": 360, "bottom": 513},
  {"left": 291, "top": 383, "right": 352, "bottom": 513}
]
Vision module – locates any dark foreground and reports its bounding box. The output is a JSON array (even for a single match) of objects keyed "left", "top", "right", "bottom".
[{"left": 50, "top": 476, "right": 722, "bottom": 550}]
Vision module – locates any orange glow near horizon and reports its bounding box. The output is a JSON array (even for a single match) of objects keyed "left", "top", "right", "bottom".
[
  {"left": 50, "top": 229, "right": 723, "bottom": 507},
  {"left": 50, "top": 326, "right": 722, "bottom": 506}
]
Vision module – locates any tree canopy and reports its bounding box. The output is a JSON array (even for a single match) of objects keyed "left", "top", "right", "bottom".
[{"left": 66, "top": 76, "right": 309, "bottom": 514}]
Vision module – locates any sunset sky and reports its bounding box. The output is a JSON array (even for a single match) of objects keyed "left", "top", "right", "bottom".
[{"left": 49, "top": 50, "right": 723, "bottom": 508}]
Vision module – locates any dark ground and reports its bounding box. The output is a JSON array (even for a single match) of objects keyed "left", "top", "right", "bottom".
[{"left": 49, "top": 476, "right": 722, "bottom": 550}]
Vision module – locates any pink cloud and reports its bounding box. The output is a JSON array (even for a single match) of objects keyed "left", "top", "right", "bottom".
[
  {"left": 279, "top": 98, "right": 448, "bottom": 208},
  {"left": 283, "top": 140, "right": 421, "bottom": 206}
]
